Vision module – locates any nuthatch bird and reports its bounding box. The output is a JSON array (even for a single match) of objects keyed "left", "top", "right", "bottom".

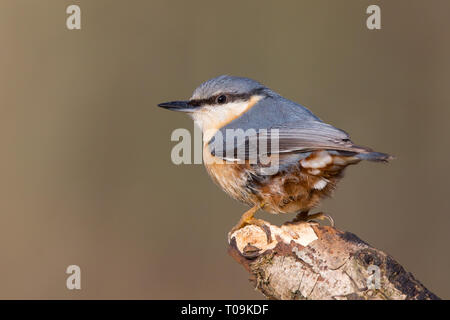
[{"left": 158, "top": 75, "right": 392, "bottom": 234}]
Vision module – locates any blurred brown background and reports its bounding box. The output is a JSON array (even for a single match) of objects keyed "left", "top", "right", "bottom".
[{"left": 0, "top": 0, "right": 449, "bottom": 299}]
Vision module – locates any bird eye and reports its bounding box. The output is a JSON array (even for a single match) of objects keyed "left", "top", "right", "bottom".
[{"left": 216, "top": 95, "right": 227, "bottom": 104}]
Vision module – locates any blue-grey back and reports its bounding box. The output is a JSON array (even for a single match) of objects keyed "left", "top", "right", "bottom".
[
  {"left": 198, "top": 76, "right": 391, "bottom": 164},
  {"left": 221, "top": 93, "right": 321, "bottom": 131}
]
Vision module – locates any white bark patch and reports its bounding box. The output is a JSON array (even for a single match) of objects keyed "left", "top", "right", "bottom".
[
  {"left": 279, "top": 223, "right": 318, "bottom": 246},
  {"left": 231, "top": 222, "right": 318, "bottom": 253}
]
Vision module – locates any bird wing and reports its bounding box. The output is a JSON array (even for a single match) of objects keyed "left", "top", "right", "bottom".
[
  {"left": 267, "top": 121, "right": 370, "bottom": 154},
  {"left": 208, "top": 95, "right": 372, "bottom": 161}
]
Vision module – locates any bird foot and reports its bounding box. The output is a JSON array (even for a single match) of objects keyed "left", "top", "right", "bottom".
[
  {"left": 290, "top": 211, "right": 335, "bottom": 227},
  {"left": 228, "top": 205, "right": 266, "bottom": 242}
]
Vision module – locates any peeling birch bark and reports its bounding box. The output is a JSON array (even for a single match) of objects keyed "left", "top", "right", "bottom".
[{"left": 228, "top": 221, "right": 440, "bottom": 300}]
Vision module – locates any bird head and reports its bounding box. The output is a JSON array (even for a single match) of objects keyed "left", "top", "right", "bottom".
[{"left": 158, "top": 75, "right": 268, "bottom": 137}]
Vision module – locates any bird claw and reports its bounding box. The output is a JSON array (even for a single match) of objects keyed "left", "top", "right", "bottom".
[{"left": 291, "top": 211, "right": 335, "bottom": 227}]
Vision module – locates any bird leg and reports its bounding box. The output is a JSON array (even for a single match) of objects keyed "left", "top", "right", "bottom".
[
  {"left": 292, "top": 210, "right": 335, "bottom": 227},
  {"left": 228, "top": 204, "right": 265, "bottom": 238}
]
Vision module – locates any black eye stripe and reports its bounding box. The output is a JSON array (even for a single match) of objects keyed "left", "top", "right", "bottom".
[
  {"left": 188, "top": 87, "right": 265, "bottom": 107},
  {"left": 188, "top": 94, "right": 245, "bottom": 106}
]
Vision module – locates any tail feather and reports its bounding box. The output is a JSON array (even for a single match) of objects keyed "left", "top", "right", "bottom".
[{"left": 356, "top": 151, "right": 393, "bottom": 162}]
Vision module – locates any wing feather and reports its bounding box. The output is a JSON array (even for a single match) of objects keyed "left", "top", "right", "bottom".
[{"left": 208, "top": 95, "right": 387, "bottom": 161}]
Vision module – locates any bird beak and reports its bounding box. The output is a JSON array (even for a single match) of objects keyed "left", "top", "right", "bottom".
[{"left": 157, "top": 100, "right": 197, "bottom": 112}]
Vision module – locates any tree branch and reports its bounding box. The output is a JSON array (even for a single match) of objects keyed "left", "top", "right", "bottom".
[{"left": 228, "top": 220, "right": 440, "bottom": 300}]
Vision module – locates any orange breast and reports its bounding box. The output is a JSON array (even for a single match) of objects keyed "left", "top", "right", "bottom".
[{"left": 203, "top": 145, "right": 256, "bottom": 206}]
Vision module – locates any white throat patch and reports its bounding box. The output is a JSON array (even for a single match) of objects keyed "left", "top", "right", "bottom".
[{"left": 190, "top": 95, "right": 263, "bottom": 143}]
